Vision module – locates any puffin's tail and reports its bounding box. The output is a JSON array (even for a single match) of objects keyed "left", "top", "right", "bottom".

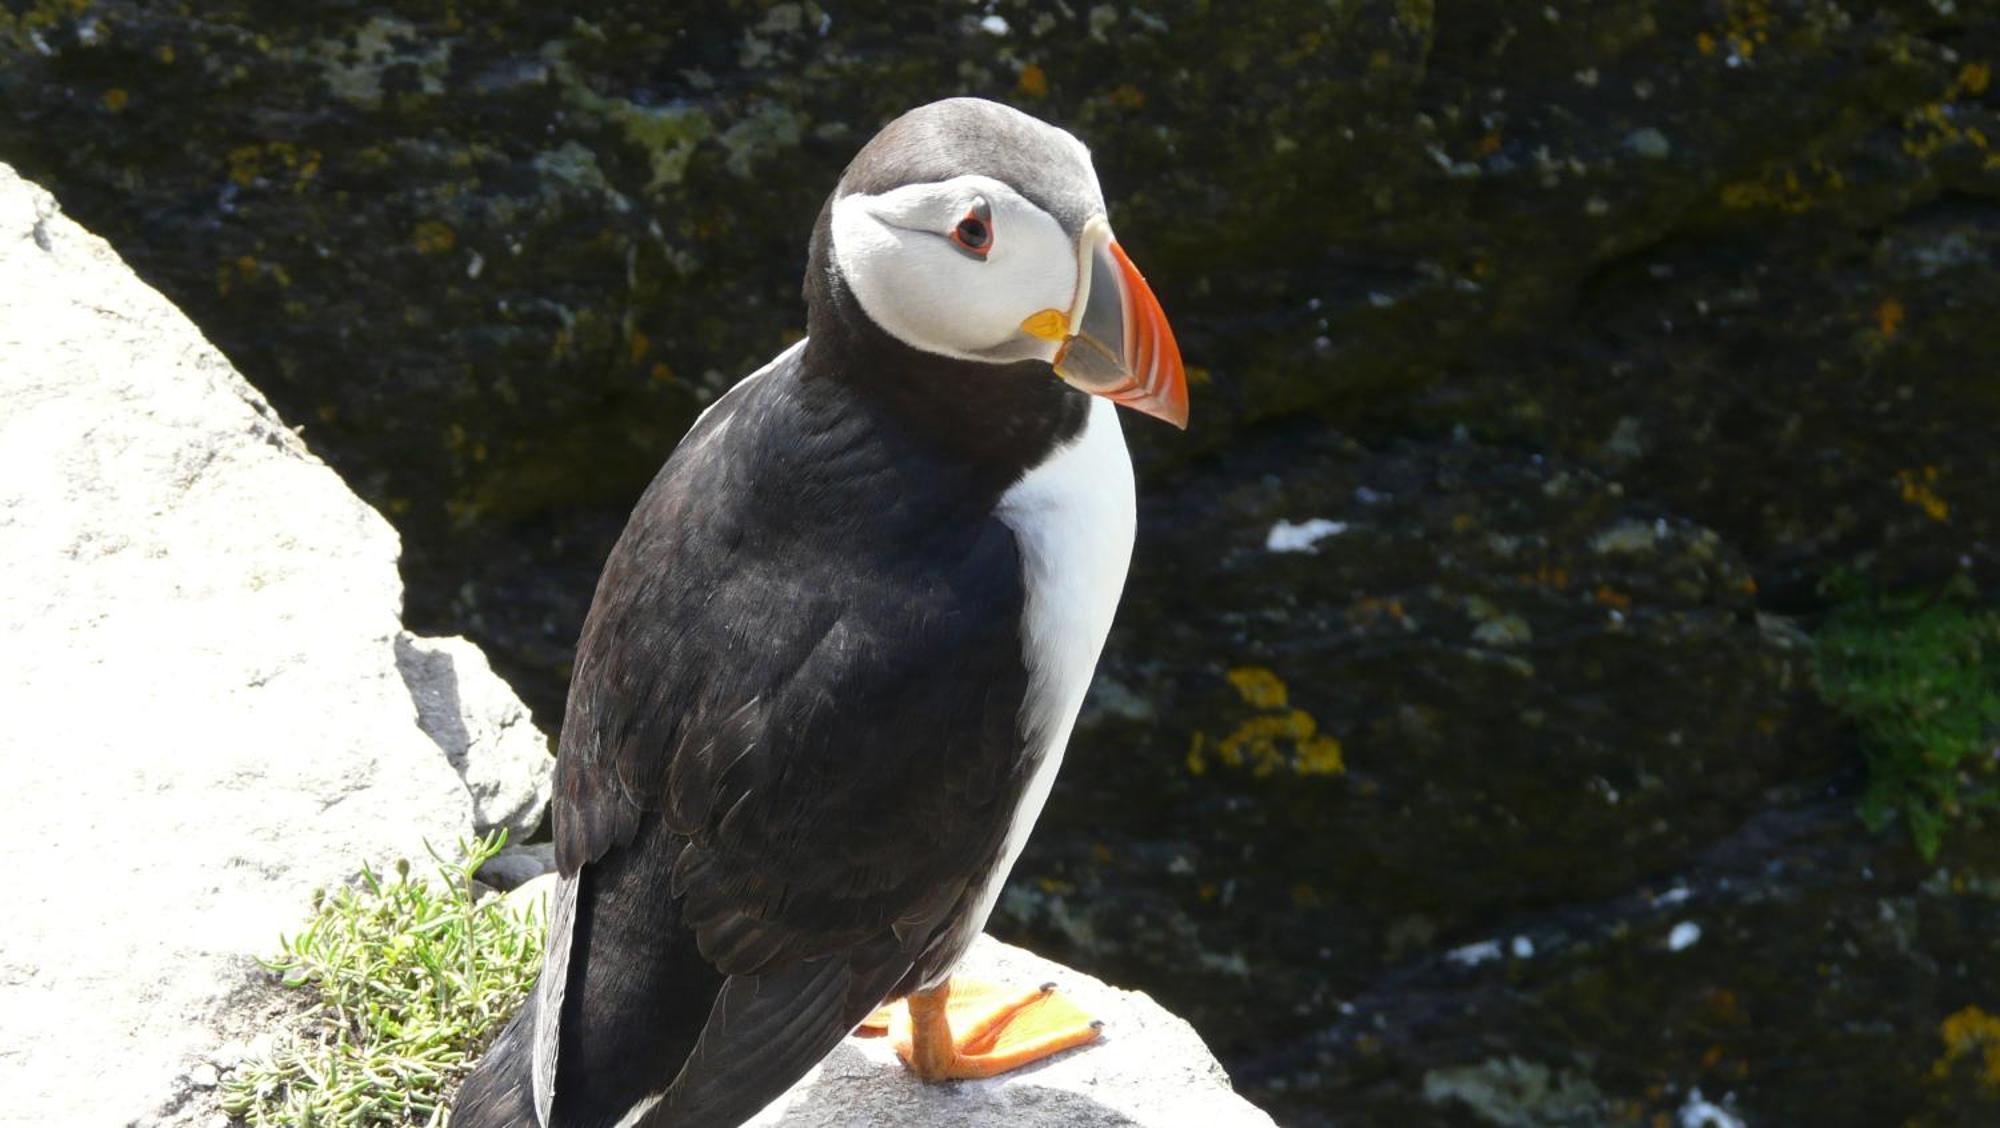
[{"left": 450, "top": 993, "right": 540, "bottom": 1127}]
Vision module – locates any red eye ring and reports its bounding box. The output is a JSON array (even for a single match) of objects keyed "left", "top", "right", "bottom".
[{"left": 949, "top": 204, "right": 993, "bottom": 257}]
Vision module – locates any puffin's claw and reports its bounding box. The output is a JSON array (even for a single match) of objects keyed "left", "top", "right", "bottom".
[{"left": 867, "top": 976, "right": 1101, "bottom": 1081}]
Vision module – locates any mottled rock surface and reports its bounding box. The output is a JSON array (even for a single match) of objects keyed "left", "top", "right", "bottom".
[
  {"left": 397, "top": 632, "right": 553, "bottom": 839},
  {"left": 1018, "top": 426, "right": 2000, "bottom": 1125},
  {"left": 0, "top": 164, "right": 549, "bottom": 1127}
]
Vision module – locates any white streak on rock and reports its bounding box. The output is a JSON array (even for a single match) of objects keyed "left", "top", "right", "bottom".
[
  {"left": 1446, "top": 939, "right": 1504, "bottom": 967},
  {"left": 1265, "top": 517, "right": 1349, "bottom": 553},
  {"left": 1667, "top": 921, "right": 1703, "bottom": 952},
  {"left": 1678, "top": 1087, "right": 1747, "bottom": 1128}
]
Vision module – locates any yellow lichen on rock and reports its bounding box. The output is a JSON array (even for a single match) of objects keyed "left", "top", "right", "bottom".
[
  {"left": 1189, "top": 667, "right": 1346, "bottom": 779},
  {"left": 1900, "top": 63, "right": 1998, "bottom": 166},
  {"left": 411, "top": 219, "right": 457, "bottom": 255},
  {"left": 1932, "top": 1006, "right": 2000, "bottom": 1090},
  {"left": 1718, "top": 160, "right": 1845, "bottom": 213},
  {"left": 1896, "top": 467, "right": 1949, "bottom": 523},
  {"left": 1721, "top": 0, "right": 1771, "bottom": 60},
  {"left": 1876, "top": 297, "right": 1904, "bottom": 338},
  {"left": 1227, "top": 666, "right": 1290, "bottom": 710},
  {"left": 225, "top": 141, "right": 323, "bottom": 193}
]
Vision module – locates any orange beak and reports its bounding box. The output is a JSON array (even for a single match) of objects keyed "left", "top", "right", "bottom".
[{"left": 1037, "top": 219, "right": 1189, "bottom": 429}]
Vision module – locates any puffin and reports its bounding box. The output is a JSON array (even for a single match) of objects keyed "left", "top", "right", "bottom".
[{"left": 452, "top": 96, "right": 1187, "bottom": 1128}]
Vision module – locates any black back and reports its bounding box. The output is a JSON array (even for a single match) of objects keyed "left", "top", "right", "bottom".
[{"left": 555, "top": 339, "right": 1084, "bottom": 1126}]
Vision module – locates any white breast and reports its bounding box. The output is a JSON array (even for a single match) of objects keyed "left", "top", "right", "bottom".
[{"left": 956, "top": 396, "right": 1136, "bottom": 954}]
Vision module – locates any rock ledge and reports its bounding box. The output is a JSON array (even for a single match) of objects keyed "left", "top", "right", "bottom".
[{"left": 0, "top": 163, "right": 551, "bottom": 1126}]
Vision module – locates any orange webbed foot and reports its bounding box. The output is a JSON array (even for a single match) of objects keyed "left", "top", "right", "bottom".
[{"left": 863, "top": 976, "right": 1102, "bottom": 1081}]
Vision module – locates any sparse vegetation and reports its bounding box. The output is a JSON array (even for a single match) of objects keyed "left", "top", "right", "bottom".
[
  {"left": 220, "top": 833, "right": 544, "bottom": 1127},
  {"left": 1816, "top": 577, "right": 2000, "bottom": 860}
]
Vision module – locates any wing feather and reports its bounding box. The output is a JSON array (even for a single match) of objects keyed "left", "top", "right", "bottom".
[
  {"left": 534, "top": 356, "right": 1042, "bottom": 1123},
  {"left": 660, "top": 947, "right": 905, "bottom": 1128}
]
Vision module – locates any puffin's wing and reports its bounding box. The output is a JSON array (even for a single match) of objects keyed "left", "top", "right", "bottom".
[
  {"left": 540, "top": 362, "right": 1036, "bottom": 1121},
  {"left": 559, "top": 518, "right": 1026, "bottom": 962},
  {"left": 656, "top": 945, "right": 908, "bottom": 1126}
]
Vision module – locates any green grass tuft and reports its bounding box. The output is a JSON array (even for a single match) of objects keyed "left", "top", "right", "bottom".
[
  {"left": 1816, "top": 579, "right": 2000, "bottom": 860},
  {"left": 219, "top": 831, "right": 545, "bottom": 1127}
]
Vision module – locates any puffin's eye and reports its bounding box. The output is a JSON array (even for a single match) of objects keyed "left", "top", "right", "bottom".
[{"left": 949, "top": 201, "right": 993, "bottom": 258}]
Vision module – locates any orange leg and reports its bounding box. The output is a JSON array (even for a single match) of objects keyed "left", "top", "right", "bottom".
[{"left": 861, "top": 976, "right": 1103, "bottom": 1081}]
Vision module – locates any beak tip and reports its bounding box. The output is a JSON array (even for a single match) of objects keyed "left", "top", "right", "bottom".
[{"left": 1162, "top": 379, "right": 1191, "bottom": 430}]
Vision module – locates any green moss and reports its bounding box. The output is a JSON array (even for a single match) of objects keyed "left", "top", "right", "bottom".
[
  {"left": 542, "top": 40, "right": 712, "bottom": 190},
  {"left": 219, "top": 833, "right": 543, "bottom": 1127},
  {"left": 717, "top": 101, "right": 804, "bottom": 179},
  {"left": 315, "top": 15, "right": 453, "bottom": 107},
  {"left": 1421, "top": 1056, "right": 1609, "bottom": 1126},
  {"left": 610, "top": 99, "right": 713, "bottom": 189},
  {"left": 1816, "top": 578, "right": 2000, "bottom": 860},
  {"left": 1391, "top": 0, "right": 1434, "bottom": 39},
  {"left": 0, "top": 0, "right": 88, "bottom": 54}
]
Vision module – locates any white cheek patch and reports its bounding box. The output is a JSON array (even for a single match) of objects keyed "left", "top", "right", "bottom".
[{"left": 831, "top": 177, "right": 1078, "bottom": 363}]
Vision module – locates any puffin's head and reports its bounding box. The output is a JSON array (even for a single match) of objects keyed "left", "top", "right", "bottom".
[{"left": 820, "top": 97, "right": 1188, "bottom": 429}]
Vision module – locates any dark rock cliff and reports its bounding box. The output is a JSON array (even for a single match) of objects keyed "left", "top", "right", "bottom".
[{"left": 5, "top": 2, "right": 1996, "bottom": 1123}]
